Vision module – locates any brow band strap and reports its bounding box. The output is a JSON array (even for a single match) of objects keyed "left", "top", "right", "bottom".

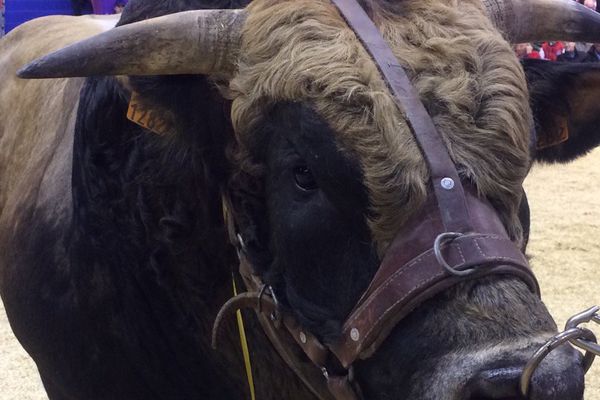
[{"left": 330, "top": 0, "right": 471, "bottom": 233}]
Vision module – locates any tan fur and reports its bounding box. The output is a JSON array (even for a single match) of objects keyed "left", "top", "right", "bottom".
[
  {"left": 0, "top": 16, "right": 116, "bottom": 222},
  {"left": 229, "top": 0, "right": 531, "bottom": 253}
]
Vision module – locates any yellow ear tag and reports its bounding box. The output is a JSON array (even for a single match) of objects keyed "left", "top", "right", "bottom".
[{"left": 127, "top": 91, "right": 175, "bottom": 136}]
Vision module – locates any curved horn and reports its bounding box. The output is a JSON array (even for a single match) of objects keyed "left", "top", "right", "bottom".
[
  {"left": 483, "top": 0, "right": 600, "bottom": 43},
  {"left": 18, "top": 9, "right": 246, "bottom": 79}
]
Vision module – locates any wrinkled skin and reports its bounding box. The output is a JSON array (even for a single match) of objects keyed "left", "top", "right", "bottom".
[{"left": 2, "top": 0, "right": 600, "bottom": 400}]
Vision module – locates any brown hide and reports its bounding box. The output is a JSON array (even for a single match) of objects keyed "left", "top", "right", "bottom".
[{"left": 0, "top": 16, "right": 117, "bottom": 227}]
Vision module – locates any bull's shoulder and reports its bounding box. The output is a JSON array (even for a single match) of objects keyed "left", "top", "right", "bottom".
[
  {"left": 0, "top": 15, "right": 119, "bottom": 101},
  {"left": 0, "top": 15, "right": 118, "bottom": 217}
]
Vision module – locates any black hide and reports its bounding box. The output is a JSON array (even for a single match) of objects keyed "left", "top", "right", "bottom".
[
  {"left": 71, "top": 0, "right": 92, "bottom": 15},
  {"left": 524, "top": 59, "right": 600, "bottom": 162},
  {"left": 3, "top": 0, "right": 279, "bottom": 399},
  {"left": 242, "top": 102, "right": 379, "bottom": 344},
  {"left": 3, "top": 3, "right": 594, "bottom": 400}
]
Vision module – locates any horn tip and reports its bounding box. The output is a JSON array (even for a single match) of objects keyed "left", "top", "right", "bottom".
[
  {"left": 17, "top": 60, "right": 54, "bottom": 79},
  {"left": 17, "top": 64, "right": 39, "bottom": 79},
  {"left": 17, "top": 53, "right": 83, "bottom": 79}
]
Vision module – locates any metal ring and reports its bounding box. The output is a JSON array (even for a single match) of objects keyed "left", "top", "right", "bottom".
[
  {"left": 570, "top": 330, "right": 598, "bottom": 373},
  {"left": 257, "top": 284, "right": 268, "bottom": 314},
  {"left": 268, "top": 285, "right": 280, "bottom": 308},
  {"left": 565, "top": 306, "right": 600, "bottom": 331},
  {"left": 571, "top": 332, "right": 600, "bottom": 359},
  {"left": 257, "top": 284, "right": 282, "bottom": 326},
  {"left": 520, "top": 328, "right": 589, "bottom": 398},
  {"left": 267, "top": 285, "right": 282, "bottom": 326},
  {"left": 433, "top": 232, "right": 475, "bottom": 277},
  {"left": 564, "top": 306, "right": 600, "bottom": 371}
]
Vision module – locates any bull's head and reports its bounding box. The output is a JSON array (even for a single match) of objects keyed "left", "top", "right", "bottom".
[{"left": 19, "top": 0, "right": 600, "bottom": 398}]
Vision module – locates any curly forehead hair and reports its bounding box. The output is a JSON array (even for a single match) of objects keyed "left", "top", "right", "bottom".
[{"left": 228, "top": 0, "right": 532, "bottom": 253}]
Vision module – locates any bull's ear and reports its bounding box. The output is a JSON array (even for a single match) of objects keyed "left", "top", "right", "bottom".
[{"left": 523, "top": 59, "right": 600, "bottom": 163}]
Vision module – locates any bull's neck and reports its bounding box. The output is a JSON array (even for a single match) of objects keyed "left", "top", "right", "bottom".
[{"left": 67, "top": 75, "right": 315, "bottom": 399}]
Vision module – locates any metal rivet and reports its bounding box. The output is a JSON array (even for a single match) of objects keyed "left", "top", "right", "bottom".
[
  {"left": 441, "top": 177, "right": 455, "bottom": 190},
  {"left": 299, "top": 332, "right": 307, "bottom": 344},
  {"left": 350, "top": 328, "right": 360, "bottom": 342}
]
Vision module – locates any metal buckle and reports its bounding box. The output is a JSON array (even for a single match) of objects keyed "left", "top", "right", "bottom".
[
  {"left": 434, "top": 232, "right": 476, "bottom": 277},
  {"left": 520, "top": 306, "right": 599, "bottom": 398},
  {"left": 258, "top": 284, "right": 281, "bottom": 328}
]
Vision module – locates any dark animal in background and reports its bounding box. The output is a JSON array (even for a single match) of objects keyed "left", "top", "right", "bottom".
[
  {"left": 71, "top": 0, "right": 92, "bottom": 15},
  {"left": 1, "top": 0, "right": 600, "bottom": 399}
]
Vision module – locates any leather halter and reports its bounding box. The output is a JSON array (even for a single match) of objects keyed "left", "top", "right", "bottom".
[{"left": 214, "top": 1, "right": 540, "bottom": 399}]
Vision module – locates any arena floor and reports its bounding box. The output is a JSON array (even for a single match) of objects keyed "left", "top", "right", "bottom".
[
  {"left": 523, "top": 147, "right": 600, "bottom": 399},
  {"left": 0, "top": 149, "right": 599, "bottom": 399}
]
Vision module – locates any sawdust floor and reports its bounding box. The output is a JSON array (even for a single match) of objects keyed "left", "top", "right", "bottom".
[
  {"left": 524, "top": 148, "right": 600, "bottom": 399},
  {"left": 1, "top": 149, "right": 599, "bottom": 399}
]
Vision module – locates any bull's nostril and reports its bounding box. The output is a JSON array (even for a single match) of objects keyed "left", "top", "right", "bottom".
[
  {"left": 525, "top": 346, "right": 584, "bottom": 400},
  {"left": 466, "top": 345, "right": 584, "bottom": 400},
  {"left": 466, "top": 367, "right": 522, "bottom": 400}
]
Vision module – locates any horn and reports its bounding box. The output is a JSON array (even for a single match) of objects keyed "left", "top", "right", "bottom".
[
  {"left": 483, "top": 0, "right": 600, "bottom": 43},
  {"left": 18, "top": 9, "right": 246, "bottom": 79}
]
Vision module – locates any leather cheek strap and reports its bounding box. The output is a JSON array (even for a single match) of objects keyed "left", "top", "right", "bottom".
[{"left": 327, "top": 375, "right": 363, "bottom": 400}]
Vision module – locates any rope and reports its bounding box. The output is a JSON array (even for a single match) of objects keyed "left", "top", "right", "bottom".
[{"left": 233, "top": 276, "right": 256, "bottom": 400}]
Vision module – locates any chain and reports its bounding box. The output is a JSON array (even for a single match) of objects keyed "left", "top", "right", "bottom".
[{"left": 565, "top": 306, "right": 600, "bottom": 357}]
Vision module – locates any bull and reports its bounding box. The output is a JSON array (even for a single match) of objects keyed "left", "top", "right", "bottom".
[{"left": 1, "top": 0, "right": 600, "bottom": 399}]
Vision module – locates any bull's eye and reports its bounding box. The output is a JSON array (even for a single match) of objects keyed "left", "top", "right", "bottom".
[{"left": 293, "top": 165, "right": 318, "bottom": 191}]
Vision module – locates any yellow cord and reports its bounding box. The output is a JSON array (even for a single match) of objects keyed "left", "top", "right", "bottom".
[{"left": 233, "top": 276, "right": 256, "bottom": 400}]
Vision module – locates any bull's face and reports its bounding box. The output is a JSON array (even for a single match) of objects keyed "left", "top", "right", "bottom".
[
  {"left": 227, "top": 2, "right": 577, "bottom": 398},
  {"left": 231, "top": 100, "right": 569, "bottom": 400},
  {"left": 19, "top": 0, "right": 600, "bottom": 398}
]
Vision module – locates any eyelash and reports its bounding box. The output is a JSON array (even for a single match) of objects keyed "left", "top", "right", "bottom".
[{"left": 293, "top": 165, "right": 318, "bottom": 191}]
